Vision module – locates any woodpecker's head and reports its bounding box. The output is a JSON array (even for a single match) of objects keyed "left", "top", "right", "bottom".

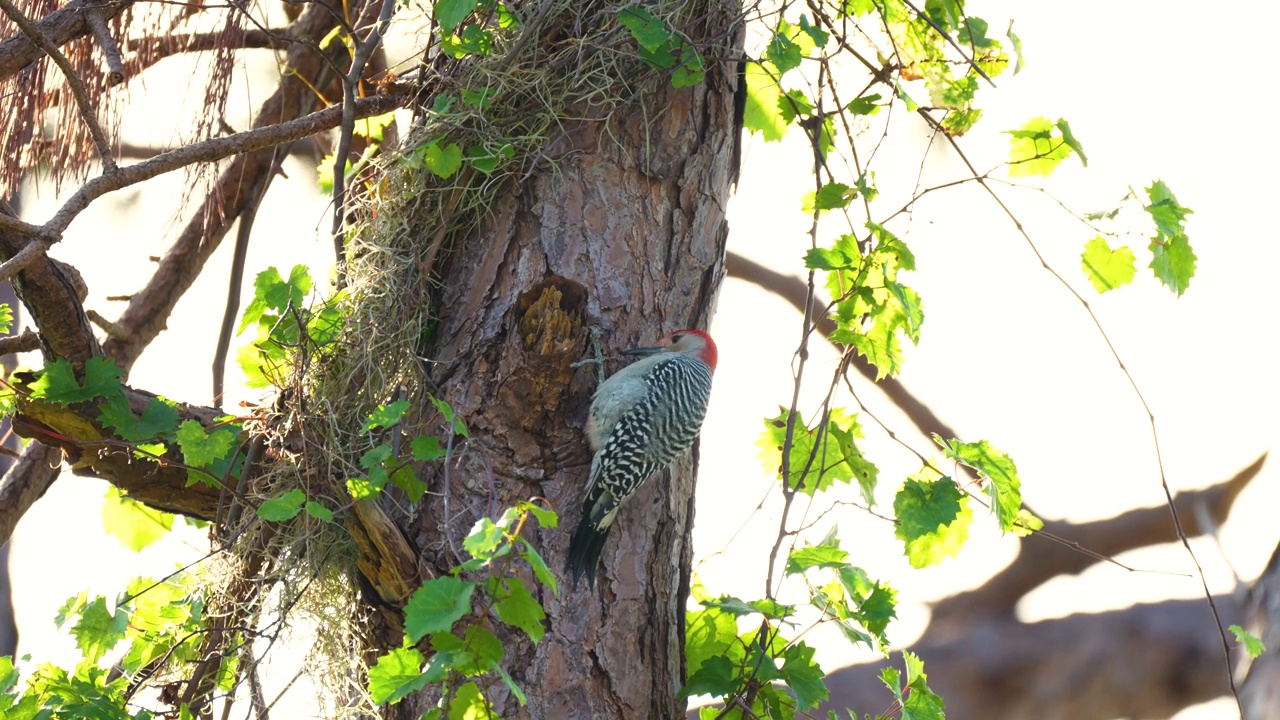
[{"left": 621, "top": 328, "right": 718, "bottom": 373}]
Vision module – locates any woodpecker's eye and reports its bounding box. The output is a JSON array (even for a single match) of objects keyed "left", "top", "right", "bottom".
[{"left": 670, "top": 333, "right": 683, "bottom": 343}]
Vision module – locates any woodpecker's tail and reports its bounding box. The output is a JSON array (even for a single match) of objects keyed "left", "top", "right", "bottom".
[{"left": 566, "top": 514, "right": 612, "bottom": 588}]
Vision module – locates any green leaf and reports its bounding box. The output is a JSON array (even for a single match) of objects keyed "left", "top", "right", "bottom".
[
  {"left": 518, "top": 500, "right": 559, "bottom": 529},
  {"left": 0, "top": 303, "right": 11, "bottom": 335},
  {"left": 440, "top": 24, "right": 493, "bottom": 58},
  {"left": 779, "top": 642, "right": 828, "bottom": 710},
  {"left": 176, "top": 420, "right": 238, "bottom": 468},
  {"left": 1149, "top": 233, "right": 1197, "bottom": 296},
  {"left": 798, "top": 14, "right": 829, "bottom": 47},
  {"left": 1229, "top": 625, "right": 1266, "bottom": 658},
  {"left": 671, "top": 46, "right": 705, "bottom": 88},
  {"left": 743, "top": 61, "right": 786, "bottom": 141},
  {"left": 939, "top": 438, "right": 1022, "bottom": 531},
  {"left": 1145, "top": 180, "right": 1192, "bottom": 237},
  {"left": 786, "top": 528, "right": 849, "bottom": 574},
  {"left": 447, "top": 682, "right": 493, "bottom": 720},
  {"left": 895, "top": 81, "right": 918, "bottom": 112},
  {"left": 304, "top": 501, "right": 334, "bottom": 522},
  {"left": 680, "top": 655, "right": 739, "bottom": 698},
  {"left": 99, "top": 395, "right": 180, "bottom": 442},
  {"left": 102, "top": 486, "right": 173, "bottom": 552},
  {"left": 777, "top": 89, "right": 813, "bottom": 125},
  {"left": 957, "top": 16, "right": 993, "bottom": 47},
  {"left": 1007, "top": 116, "right": 1075, "bottom": 177},
  {"left": 758, "top": 408, "right": 878, "bottom": 497},
  {"left": 847, "top": 93, "right": 882, "bottom": 115},
  {"left": 361, "top": 400, "right": 411, "bottom": 433},
  {"left": 519, "top": 538, "right": 558, "bottom": 595},
  {"left": 685, "top": 606, "right": 745, "bottom": 678},
  {"left": 368, "top": 646, "right": 428, "bottom": 705},
  {"left": 1007, "top": 20, "right": 1024, "bottom": 74},
  {"left": 893, "top": 476, "right": 972, "bottom": 568},
  {"left": 1080, "top": 236, "right": 1136, "bottom": 293},
  {"left": 411, "top": 435, "right": 446, "bottom": 461},
  {"left": 813, "top": 182, "right": 856, "bottom": 211},
  {"left": 434, "top": 0, "right": 479, "bottom": 33},
  {"left": 766, "top": 31, "right": 803, "bottom": 74},
  {"left": 389, "top": 465, "right": 428, "bottom": 504},
  {"left": 353, "top": 111, "right": 395, "bottom": 142},
  {"left": 1056, "top": 118, "right": 1087, "bottom": 167},
  {"left": 464, "top": 517, "right": 507, "bottom": 561},
  {"left": 404, "top": 577, "right": 476, "bottom": 642},
  {"left": 700, "top": 596, "right": 793, "bottom": 620},
  {"left": 423, "top": 141, "right": 463, "bottom": 179},
  {"left": 617, "top": 7, "right": 669, "bottom": 52},
  {"left": 29, "top": 356, "right": 123, "bottom": 404},
  {"left": 941, "top": 107, "right": 982, "bottom": 136},
  {"left": 429, "top": 395, "right": 469, "bottom": 437},
  {"left": 71, "top": 596, "right": 129, "bottom": 663},
  {"left": 493, "top": 577, "right": 546, "bottom": 642},
  {"left": 901, "top": 651, "right": 945, "bottom": 720},
  {"left": 256, "top": 488, "right": 306, "bottom": 521},
  {"left": 1143, "top": 181, "right": 1196, "bottom": 295}
]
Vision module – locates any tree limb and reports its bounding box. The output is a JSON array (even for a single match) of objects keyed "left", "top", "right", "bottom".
[
  {"left": 0, "top": 0, "right": 132, "bottom": 81},
  {"left": 932, "top": 453, "right": 1267, "bottom": 623}
]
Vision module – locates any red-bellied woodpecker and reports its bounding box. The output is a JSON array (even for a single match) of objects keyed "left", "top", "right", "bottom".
[{"left": 566, "top": 328, "right": 717, "bottom": 587}]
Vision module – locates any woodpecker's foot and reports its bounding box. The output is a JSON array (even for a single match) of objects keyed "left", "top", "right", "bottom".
[{"left": 569, "top": 326, "right": 606, "bottom": 384}]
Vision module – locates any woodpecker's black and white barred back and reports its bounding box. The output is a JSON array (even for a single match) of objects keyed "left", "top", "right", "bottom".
[{"left": 566, "top": 329, "right": 717, "bottom": 587}]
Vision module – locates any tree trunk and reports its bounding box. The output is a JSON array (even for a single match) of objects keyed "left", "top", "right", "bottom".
[{"left": 380, "top": 5, "right": 741, "bottom": 718}]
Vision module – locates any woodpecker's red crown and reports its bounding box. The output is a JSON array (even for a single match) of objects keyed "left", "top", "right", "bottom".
[{"left": 654, "top": 328, "right": 717, "bottom": 372}]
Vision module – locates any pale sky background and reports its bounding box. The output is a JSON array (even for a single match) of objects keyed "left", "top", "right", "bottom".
[{"left": 9, "top": 1, "right": 1278, "bottom": 718}]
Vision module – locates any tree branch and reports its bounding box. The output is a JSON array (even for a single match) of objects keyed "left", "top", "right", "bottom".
[
  {"left": 0, "top": 0, "right": 132, "bottom": 81},
  {"left": 26, "top": 93, "right": 404, "bottom": 244},
  {"left": 0, "top": 0, "right": 117, "bottom": 171},
  {"left": 932, "top": 453, "right": 1267, "bottom": 623},
  {"left": 0, "top": 442, "right": 63, "bottom": 548}
]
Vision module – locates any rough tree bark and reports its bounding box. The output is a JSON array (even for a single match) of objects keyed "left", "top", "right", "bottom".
[{"left": 387, "top": 12, "right": 740, "bottom": 719}]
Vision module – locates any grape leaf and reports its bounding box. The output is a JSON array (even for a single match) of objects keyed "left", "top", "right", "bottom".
[
  {"left": 893, "top": 477, "right": 972, "bottom": 567},
  {"left": 1080, "top": 236, "right": 1136, "bottom": 293},
  {"left": 404, "top": 577, "right": 475, "bottom": 642},
  {"left": 368, "top": 646, "right": 428, "bottom": 705}
]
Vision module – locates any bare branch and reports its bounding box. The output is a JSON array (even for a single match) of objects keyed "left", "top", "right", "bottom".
[
  {"left": 0, "top": 240, "right": 49, "bottom": 281},
  {"left": 0, "top": 0, "right": 118, "bottom": 171},
  {"left": 931, "top": 453, "right": 1268, "bottom": 623},
  {"left": 0, "top": 442, "right": 62, "bottom": 548},
  {"left": 85, "top": 6, "right": 126, "bottom": 85},
  {"left": 35, "top": 93, "right": 405, "bottom": 242},
  {"left": 0, "top": 0, "right": 132, "bottom": 81},
  {"left": 0, "top": 330, "right": 40, "bottom": 355}
]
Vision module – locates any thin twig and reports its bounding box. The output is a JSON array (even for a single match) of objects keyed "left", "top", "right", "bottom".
[
  {"left": 331, "top": 0, "right": 398, "bottom": 279},
  {"left": 915, "top": 105, "right": 1243, "bottom": 716},
  {"left": 85, "top": 5, "right": 125, "bottom": 85},
  {"left": 85, "top": 308, "right": 128, "bottom": 339},
  {"left": 212, "top": 148, "right": 281, "bottom": 405},
  {"left": 0, "top": 0, "right": 118, "bottom": 171},
  {"left": 35, "top": 93, "right": 405, "bottom": 241}
]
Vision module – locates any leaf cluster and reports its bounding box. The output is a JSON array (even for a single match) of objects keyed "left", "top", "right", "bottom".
[{"left": 367, "top": 502, "right": 558, "bottom": 716}]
